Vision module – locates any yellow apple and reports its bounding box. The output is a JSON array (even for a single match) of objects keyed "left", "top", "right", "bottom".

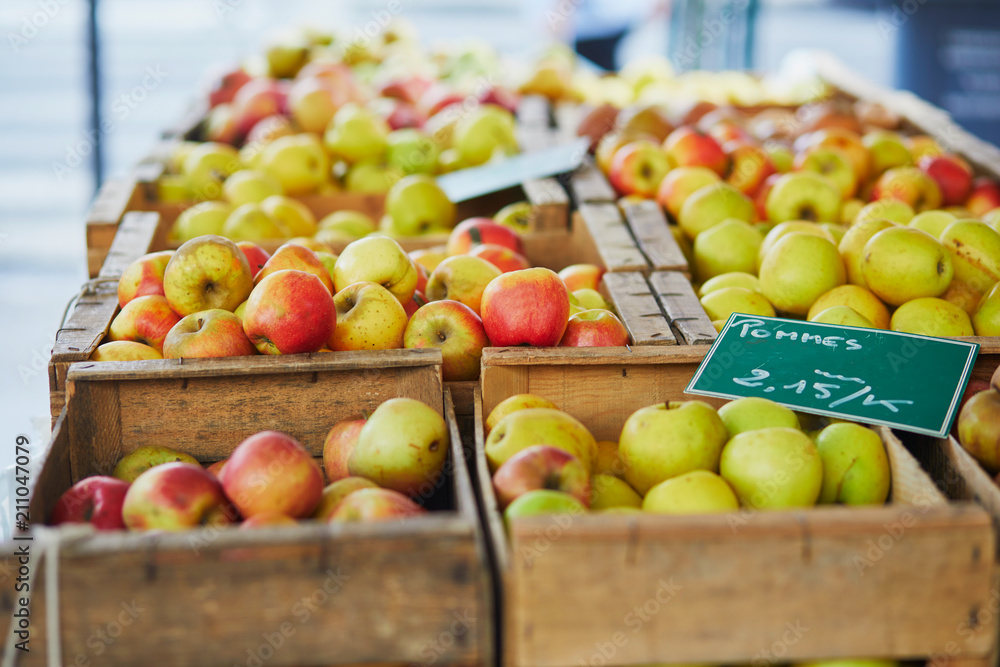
[
  {"left": 854, "top": 199, "right": 914, "bottom": 226},
  {"left": 720, "top": 427, "right": 823, "bottom": 509},
  {"left": 717, "top": 397, "right": 799, "bottom": 438},
  {"left": 172, "top": 201, "right": 232, "bottom": 242},
  {"left": 759, "top": 233, "right": 846, "bottom": 316},
  {"left": 259, "top": 134, "right": 331, "bottom": 196},
  {"left": 700, "top": 286, "right": 775, "bottom": 321},
  {"left": 939, "top": 219, "right": 1000, "bottom": 298},
  {"left": 643, "top": 470, "right": 739, "bottom": 514},
  {"left": 260, "top": 195, "right": 317, "bottom": 237},
  {"left": 809, "top": 305, "right": 876, "bottom": 328},
  {"left": 485, "top": 408, "right": 597, "bottom": 472},
  {"left": 908, "top": 210, "right": 957, "bottom": 239},
  {"left": 329, "top": 281, "right": 408, "bottom": 351},
  {"left": 757, "top": 221, "right": 835, "bottom": 271},
  {"left": 698, "top": 272, "right": 761, "bottom": 297},
  {"left": 333, "top": 236, "right": 418, "bottom": 302},
  {"left": 890, "top": 297, "right": 975, "bottom": 336},
  {"left": 862, "top": 227, "right": 953, "bottom": 306},
  {"left": 486, "top": 394, "right": 559, "bottom": 434},
  {"left": 815, "top": 423, "right": 890, "bottom": 505},
  {"left": 222, "top": 169, "right": 283, "bottom": 206},
  {"left": 973, "top": 283, "right": 1000, "bottom": 336},
  {"left": 806, "top": 284, "right": 890, "bottom": 329},
  {"left": 593, "top": 440, "right": 623, "bottom": 477},
  {"left": 838, "top": 218, "right": 896, "bottom": 288},
  {"left": 590, "top": 474, "right": 642, "bottom": 510},
  {"left": 693, "top": 218, "right": 763, "bottom": 281}
]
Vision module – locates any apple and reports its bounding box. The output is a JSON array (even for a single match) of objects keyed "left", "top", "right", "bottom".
[
  {"left": 50, "top": 476, "right": 130, "bottom": 530},
  {"left": 699, "top": 272, "right": 761, "bottom": 297},
  {"left": 329, "top": 281, "right": 408, "bottom": 351},
  {"left": 967, "top": 178, "right": 1000, "bottom": 217},
  {"left": 259, "top": 134, "right": 330, "bottom": 197},
  {"left": 974, "top": 283, "right": 1000, "bottom": 336},
  {"left": 795, "top": 146, "right": 857, "bottom": 199},
  {"left": 378, "top": 99, "right": 425, "bottom": 131},
  {"left": 222, "top": 170, "right": 283, "bottom": 206},
  {"left": 288, "top": 76, "right": 347, "bottom": 135},
  {"left": 260, "top": 195, "right": 317, "bottom": 237},
  {"left": 467, "top": 243, "right": 530, "bottom": 273},
  {"left": 222, "top": 202, "right": 290, "bottom": 241},
  {"left": 163, "top": 235, "right": 254, "bottom": 316},
  {"left": 862, "top": 130, "right": 912, "bottom": 175},
  {"left": 492, "top": 445, "right": 590, "bottom": 509},
  {"left": 162, "top": 309, "right": 257, "bottom": 359},
  {"left": 693, "top": 218, "right": 762, "bottom": 281},
  {"left": 324, "top": 103, "right": 391, "bottom": 164},
  {"left": 172, "top": 202, "right": 231, "bottom": 242},
  {"left": 318, "top": 210, "right": 378, "bottom": 239},
  {"left": 940, "top": 220, "right": 1000, "bottom": 297},
  {"left": 872, "top": 166, "right": 943, "bottom": 212},
  {"left": 182, "top": 142, "right": 243, "bottom": 201},
  {"left": 720, "top": 427, "right": 824, "bottom": 509},
  {"left": 806, "top": 284, "right": 891, "bottom": 329},
  {"left": 608, "top": 141, "right": 671, "bottom": 198},
  {"left": 349, "top": 397, "right": 450, "bottom": 496},
  {"left": 485, "top": 394, "right": 559, "bottom": 435},
  {"left": 503, "top": 489, "right": 587, "bottom": 523},
  {"left": 91, "top": 341, "right": 162, "bottom": 362},
  {"left": 558, "top": 264, "right": 604, "bottom": 293},
  {"left": 486, "top": 407, "right": 596, "bottom": 473},
  {"left": 232, "top": 78, "right": 288, "bottom": 139},
  {"left": 329, "top": 488, "right": 426, "bottom": 522},
  {"left": 112, "top": 444, "right": 201, "bottom": 483},
  {"left": 726, "top": 143, "right": 776, "bottom": 196},
  {"left": 447, "top": 218, "right": 524, "bottom": 256},
  {"left": 759, "top": 233, "right": 845, "bottom": 316},
  {"left": 909, "top": 210, "right": 957, "bottom": 239},
  {"left": 920, "top": 154, "right": 972, "bottom": 206},
  {"left": 678, "top": 182, "right": 757, "bottom": 240},
  {"left": 494, "top": 201, "right": 536, "bottom": 234},
  {"left": 384, "top": 175, "right": 456, "bottom": 235},
  {"left": 815, "top": 423, "right": 890, "bottom": 505},
  {"left": 657, "top": 166, "right": 722, "bottom": 220},
  {"left": 386, "top": 129, "right": 439, "bottom": 175},
  {"left": 643, "top": 470, "right": 739, "bottom": 514},
  {"left": 255, "top": 243, "right": 333, "bottom": 294},
  {"left": 424, "top": 255, "right": 501, "bottom": 316},
  {"left": 478, "top": 85, "right": 519, "bottom": 113},
  {"left": 802, "top": 127, "right": 870, "bottom": 184},
  {"left": 206, "top": 459, "right": 227, "bottom": 481},
  {"left": 333, "top": 236, "right": 418, "bottom": 302},
  {"left": 345, "top": 160, "right": 403, "bottom": 194},
  {"left": 452, "top": 104, "right": 518, "bottom": 167},
  {"left": 559, "top": 310, "right": 629, "bottom": 347},
  {"left": 244, "top": 270, "right": 336, "bottom": 355},
  {"left": 765, "top": 171, "right": 842, "bottom": 223},
  {"left": 237, "top": 241, "right": 271, "bottom": 279},
  {"left": 589, "top": 474, "right": 642, "bottom": 510},
  {"left": 223, "top": 431, "right": 324, "bottom": 519},
  {"left": 862, "top": 227, "right": 953, "bottom": 306},
  {"left": 810, "top": 305, "right": 875, "bottom": 328},
  {"left": 404, "top": 300, "right": 489, "bottom": 381},
  {"left": 108, "top": 295, "right": 181, "bottom": 353},
  {"left": 958, "top": 388, "right": 1000, "bottom": 472},
  {"left": 122, "top": 463, "right": 228, "bottom": 531},
  {"left": 207, "top": 67, "right": 252, "bottom": 108},
  {"left": 377, "top": 74, "right": 431, "bottom": 105},
  {"left": 717, "top": 397, "right": 799, "bottom": 438},
  {"left": 890, "top": 297, "right": 975, "bottom": 337},
  {"left": 573, "top": 289, "right": 611, "bottom": 311},
  {"left": 264, "top": 30, "right": 310, "bottom": 78},
  {"left": 619, "top": 401, "right": 728, "bottom": 495},
  {"left": 700, "top": 286, "right": 775, "bottom": 320},
  {"left": 323, "top": 418, "right": 367, "bottom": 483},
  {"left": 663, "top": 126, "right": 728, "bottom": 176},
  {"left": 480, "top": 268, "right": 570, "bottom": 347},
  {"left": 313, "top": 477, "right": 379, "bottom": 521},
  {"left": 576, "top": 103, "right": 620, "bottom": 151},
  {"left": 117, "top": 251, "right": 173, "bottom": 307}
]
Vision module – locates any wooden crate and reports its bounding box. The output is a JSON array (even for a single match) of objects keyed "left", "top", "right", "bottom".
[
  {"left": 4, "top": 352, "right": 493, "bottom": 667},
  {"left": 474, "top": 349, "right": 996, "bottom": 667}
]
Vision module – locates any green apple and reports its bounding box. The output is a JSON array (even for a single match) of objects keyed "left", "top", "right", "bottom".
[
  {"left": 486, "top": 408, "right": 597, "bottom": 473},
  {"left": 815, "top": 423, "right": 890, "bottom": 505},
  {"left": 854, "top": 199, "right": 915, "bottom": 226},
  {"left": 260, "top": 195, "right": 317, "bottom": 237},
  {"left": 757, "top": 221, "right": 835, "bottom": 271},
  {"left": 264, "top": 30, "right": 310, "bottom": 78},
  {"left": 503, "top": 489, "right": 587, "bottom": 524},
  {"left": 908, "top": 210, "right": 957, "bottom": 239},
  {"left": 333, "top": 235, "right": 418, "bottom": 302},
  {"left": 890, "top": 297, "right": 975, "bottom": 336},
  {"left": 700, "top": 286, "right": 775, "bottom": 320},
  {"left": 348, "top": 398, "right": 449, "bottom": 496},
  {"left": 619, "top": 401, "right": 728, "bottom": 496},
  {"left": 259, "top": 134, "right": 330, "bottom": 197},
  {"left": 222, "top": 202, "right": 290, "bottom": 241},
  {"left": 718, "top": 397, "right": 799, "bottom": 438},
  {"left": 693, "top": 218, "right": 762, "bottom": 281},
  {"left": 113, "top": 444, "right": 201, "bottom": 483},
  {"left": 222, "top": 169, "right": 283, "bottom": 206},
  {"left": 678, "top": 182, "right": 756, "bottom": 240},
  {"left": 759, "top": 233, "right": 845, "bottom": 316},
  {"left": 643, "top": 470, "right": 739, "bottom": 514},
  {"left": 809, "top": 305, "right": 876, "bottom": 328},
  {"left": 344, "top": 160, "right": 403, "bottom": 194},
  {"left": 939, "top": 219, "right": 1000, "bottom": 298},
  {"left": 765, "top": 171, "right": 842, "bottom": 224},
  {"left": 863, "top": 129, "right": 913, "bottom": 175},
  {"left": 796, "top": 146, "right": 857, "bottom": 198},
  {"left": 838, "top": 218, "right": 897, "bottom": 288},
  {"left": 386, "top": 129, "right": 440, "bottom": 175},
  {"left": 699, "top": 272, "right": 761, "bottom": 297},
  {"left": 818, "top": 222, "right": 846, "bottom": 245},
  {"left": 839, "top": 198, "right": 865, "bottom": 225},
  {"left": 182, "top": 142, "right": 243, "bottom": 201},
  {"left": 313, "top": 477, "right": 379, "bottom": 520},
  {"left": 807, "top": 284, "right": 891, "bottom": 328},
  {"left": 862, "top": 227, "right": 953, "bottom": 305},
  {"left": 590, "top": 474, "right": 642, "bottom": 510},
  {"left": 453, "top": 104, "right": 518, "bottom": 167},
  {"left": 485, "top": 394, "right": 560, "bottom": 434},
  {"left": 384, "top": 174, "right": 456, "bottom": 234},
  {"left": 974, "top": 283, "right": 1000, "bottom": 336},
  {"left": 172, "top": 201, "right": 231, "bottom": 242},
  {"left": 324, "top": 103, "right": 390, "bottom": 164},
  {"left": 318, "top": 210, "right": 377, "bottom": 238},
  {"left": 495, "top": 201, "right": 535, "bottom": 234},
  {"left": 572, "top": 288, "right": 611, "bottom": 311},
  {"left": 720, "top": 427, "right": 823, "bottom": 509}
]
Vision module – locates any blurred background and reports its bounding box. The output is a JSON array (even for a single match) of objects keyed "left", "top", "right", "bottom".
[{"left": 1, "top": 0, "right": 998, "bottom": 507}]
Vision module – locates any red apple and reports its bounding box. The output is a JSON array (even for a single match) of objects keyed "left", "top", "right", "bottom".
[
  {"left": 237, "top": 241, "right": 271, "bottom": 279},
  {"left": 919, "top": 154, "right": 973, "bottom": 207},
  {"left": 492, "top": 445, "right": 590, "bottom": 509},
  {"left": 558, "top": 264, "right": 604, "bottom": 292},
  {"left": 206, "top": 459, "right": 227, "bottom": 481},
  {"left": 223, "top": 431, "right": 324, "bottom": 519},
  {"left": 163, "top": 309, "right": 257, "bottom": 359},
  {"left": 559, "top": 309, "right": 630, "bottom": 347},
  {"left": 122, "top": 463, "right": 227, "bottom": 531},
  {"left": 243, "top": 269, "right": 336, "bottom": 355},
  {"left": 323, "top": 418, "right": 367, "bottom": 482},
  {"left": 117, "top": 250, "right": 173, "bottom": 307},
  {"left": 403, "top": 291, "right": 428, "bottom": 318},
  {"left": 288, "top": 76, "right": 350, "bottom": 135},
  {"left": 377, "top": 75, "right": 433, "bottom": 105},
  {"left": 50, "top": 476, "right": 130, "bottom": 531},
  {"left": 608, "top": 141, "right": 671, "bottom": 198},
  {"left": 726, "top": 143, "right": 776, "bottom": 196},
  {"left": 477, "top": 85, "right": 519, "bottom": 113},
  {"left": 447, "top": 217, "right": 524, "bottom": 256},
  {"left": 480, "top": 268, "right": 570, "bottom": 347},
  {"left": 663, "top": 126, "right": 729, "bottom": 176},
  {"left": 255, "top": 243, "right": 334, "bottom": 294},
  {"left": 244, "top": 114, "right": 295, "bottom": 149},
  {"left": 108, "top": 295, "right": 182, "bottom": 353},
  {"left": 383, "top": 99, "right": 425, "bottom": 130},
  {"left": 418, "top": 84, "right": 465, "bottom": 118},
  {"left": 240, "top": 512, "right": 297, "bottom": 529},
  {"left": 328, "top": 488, "right": 425, "bottom": 523},
  {"left": 232, "top": 78, "right": 288, "bottom": 138},
  {"left": 754, "top": 172, "right": 782, "bottom": 221},
  {"left": 967, "top": 178, "right": 1000, "bottom": 217},
  {"left": 204, "top": 104, "right": 239, "bottom": 145},
  {"left": 415, "top": 262, "right": 429, "bottom": 294},
  {"left": 467, "top": 243, "right": 531, "bottom": 273},
  {"left": 655, "top": 165, "right": 722, "bottom": 220},
  {"left": 207, "top": 67, "right": 252, "bottom": 108},
  {"left": 404, "top": 300, "right": 490, "bottom": 381}
]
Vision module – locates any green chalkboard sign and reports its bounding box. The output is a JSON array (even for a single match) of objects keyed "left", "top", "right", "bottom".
[{"left": 686, "top": 314, "right": 980, "bottom": 437}]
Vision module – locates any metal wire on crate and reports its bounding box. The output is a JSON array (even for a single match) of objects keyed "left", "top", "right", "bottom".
[{"left": 59, "top": 277, "right": 119, "bottom": 330}]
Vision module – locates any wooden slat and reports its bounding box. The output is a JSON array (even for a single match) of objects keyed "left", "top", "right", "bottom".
[
  {"left": 648, "top": 270, "right": 718, "bottom": 345},
  {"left": 601, "top": 272, "right": 676, "bottom": 346},
  {"left": 521, "top": 178, "right": 570, "bottom": 231},
  {"left": 575, "top": 204, "right": 648, "bottom": 273},
  {"left": 569, "top": 159, "right": 617, "bottom": 204},
  {"left": 620, "top": 200, "right": 690, "bottom": 274},
  {"left": 98, "top": 211, "right": 160, "bottom": 279}
]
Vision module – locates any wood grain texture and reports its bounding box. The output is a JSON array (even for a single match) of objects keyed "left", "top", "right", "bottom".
[
  {"left": 98, "top": 211, "right": 161, "bottom": 279},
  {"left": 601, "top": 272, "right": 676, "bottom": 346},
  {"left": 474, "top": 365, "right": 996, "bottom": 667},
  {"left": 648, "top": 271, "right": 718, "bottom": 345},
  {"left": 520, "top": 178, "right": 570, "bottom": 232},
  {"left": 575, "top": 204, "right": 648, "bottom": 273},
  {"left": 568, "top": 159, "right": 617, "bottom": 204},
  {"left": 620, "top": 200, "right": 689, "bottom": 274}
]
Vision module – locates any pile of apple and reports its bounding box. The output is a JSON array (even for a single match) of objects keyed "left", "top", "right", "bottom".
[
  {"left": 580, "top": 99, "right": 1000, "bottom": 337},
  {"left": 955, "top": 364, "right": 1000, "bottom": 485},
  {"left": 487, "top": 393, "right": 891, "bottom": 522},
  {"left": 97, "top": 211, "right": 627, "bottom": 380},
  {"left": 49, "top": 397, "right": 448, "bottom": 531}
]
